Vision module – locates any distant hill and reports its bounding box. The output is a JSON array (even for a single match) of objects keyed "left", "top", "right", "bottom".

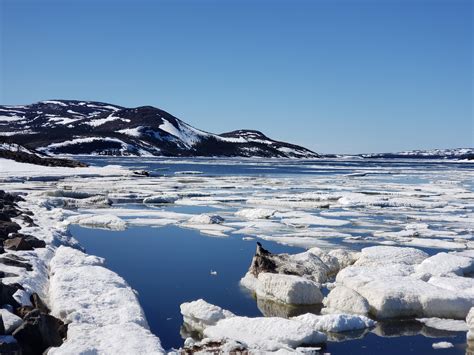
[
  {"left": 0, "top": 100, "right": 318, "bottom": 158},
  {"left": 360, "top": 148, "right": 474, "bottom": 160}
]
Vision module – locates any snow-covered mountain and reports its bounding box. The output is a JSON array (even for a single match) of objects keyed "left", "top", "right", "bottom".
[
  {"left": 0, "top": 100, "right": 318, "bottom": 158},
  {"left": 361, "top": 148, "right": 474, "bottom": 160}
]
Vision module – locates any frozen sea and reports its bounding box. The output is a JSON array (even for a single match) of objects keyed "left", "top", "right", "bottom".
[{"left": 67, "top": 156, "right": 473, "bottom": 353}]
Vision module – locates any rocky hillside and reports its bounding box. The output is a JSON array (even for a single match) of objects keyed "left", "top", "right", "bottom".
[{"left": 0, "top": 100, "right": 318, "bottom": 158}]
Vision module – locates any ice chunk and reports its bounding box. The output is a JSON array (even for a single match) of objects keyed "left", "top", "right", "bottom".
[
  {"left": 203, "top": 316, "right": 327, "bottom": 351},
  {"left": 143, "top": 194, "right": 179, "bottom": 204},
  {"left": 292, "top": 313, "right": 375, "bottom": 333},
  {"left": 235, "top": 208, "right": 276, "bottom": 220},
  {"left": 415, "top": 252, "right": 474, "bottom": 277},
  {"left": 187, "top": 214, "right": 224, "bottom": 224},
  {"left": 323, "top": 286, "right": 370, "bottom": 315},
  {"left": 417, "top": 317, "right": 468, "bottom": 332},
  {"left": 432, "top": 341, "right": 453, "bottom": 349},
  {"left": 180, "top": 299, "right": 234, "bottom": 332},
  {"left": 256, "top": 273, "right": 323, "bottom": 305},
  {"left": 354, "top": 246, "right": 428, "bottom": 267},
  {"left": 66, "top": 214, "right": 126, "bottom": 230}
]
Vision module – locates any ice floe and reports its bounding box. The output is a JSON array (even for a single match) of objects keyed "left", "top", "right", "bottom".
[
  {"left": 255, "top": 273, "right": 323, "bottom": 305},
  {"left": 66, "top": 214, "right": 127, "bottom": 230},
  {"left": 203, "top": 316, "right": 326, "bottom": 351},
  {"left": 292, "top": 313, "right": 375, "bottom": 333},
  {"left": 235, "top": 208, "right": 276, "bottom": 220},
  {"left": 180, "top": 299, "right": 234, "bottom": 332}
]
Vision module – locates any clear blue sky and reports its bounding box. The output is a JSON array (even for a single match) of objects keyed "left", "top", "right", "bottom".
[{"left": 1, "top": 0, "right": 472, "bottom": 153}]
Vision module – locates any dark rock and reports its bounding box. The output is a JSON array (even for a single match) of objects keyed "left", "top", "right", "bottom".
[
  {"left": 132, "top": 170, "right": 150, "bottom": 177},
  {"left": 15, "top": 306, "right": 35, "bottom": 319},
  {"left": 0, "top": 207, "right": 20, "bottom": 218},
  {"left": 18, "top": 215, "right": 36, "bottom": 227},
  {"left": 0, "top": 213, "right": 11, "bottom": 222},
  {"left": 13, "top": 312, "right": 66, "bottom": 354},
  {"left": 249, "top": 243, "right": 277, "bottom": 277},
  {"left": 0, "top": 283, "right": 21, "bottom": 309},
  {"left": 0, "top": 256, "right": 33, "bottom": 271},
  {"left": 0, "top": 336, "right": 20, "bottom": 354},
  {"left": 0, "top": 314, "right": 5, "bottom": 335},
  {"left": 0, "top": 222, "right": 21, "bottom": 239},
  {"left": 30, "top": 294, "right": 50, "bottom": 314},
  {"left": 5, "top": 234, "right": 45, "bottom": 249},
  {"left": 4, "top": 238, "right": 33, "bottom": 251}
]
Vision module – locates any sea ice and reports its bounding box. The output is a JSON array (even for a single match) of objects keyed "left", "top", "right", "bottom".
[
  {"left": 180, "top": 299, "right": 234, "bottom": 332},
  {"left": 203, "top": 316, "right": 327, "bottom": 351},
  {"left": 66, "top": 214, "right": 127, "bottom": 230},
  {"left": 292, "top": 313, "right": 376, "bottom": 333},
  {"left": 255, "top": 273, "right": 323, "bottom": 305},
  {"left": 235, "top": 208, "right": 276, "bottom": 220}
]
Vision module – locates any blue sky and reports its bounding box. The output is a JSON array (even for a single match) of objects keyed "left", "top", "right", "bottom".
[{"left": 1, "top": 0, "right": 472, "bottom": 153}]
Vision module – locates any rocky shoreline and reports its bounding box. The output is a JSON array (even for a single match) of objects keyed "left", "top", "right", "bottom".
[
  {"left": 0, "top": 190, "right": 67, "bottom": 354},
  {"left": 0, "top": 185, "right": 164, "bottom": 354}
]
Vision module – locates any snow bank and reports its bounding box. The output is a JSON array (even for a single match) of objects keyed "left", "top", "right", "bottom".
[
  {"left": 255, "top": 273, "right": 323, "bottom": 305},
  {"left": 49, "top": 246, "right": 164, "bottom": 353},
  {"left": 292, "top": 313, "right": 375, "bottom": 333},
  {"left": 180, "top": 299, "right": 234, "bottom": 332},
  {"left": 203, "top": 316, "right": 326, "bottom": 351},
  {"left": 66, "top": 214, "right": 127, "bottom": 230}
]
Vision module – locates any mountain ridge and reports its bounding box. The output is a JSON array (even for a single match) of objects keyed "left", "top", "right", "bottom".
[{"left": 0, "top": 100, "right": 319, "bottom": 158}]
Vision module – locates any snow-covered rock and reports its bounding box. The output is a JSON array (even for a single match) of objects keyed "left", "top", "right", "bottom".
[
  {"left": 292, "top": 313, "right": 376, "bottom": 333},
  {"left": 180, "top": 299, "right": 235, "bottom": 332},
  {"left": 203, "top": 316, "right": 326, "bottom": 351},
  {"left": 255, "top": 273, "right": 323, "bottom": 305},
  {"left": 0, "top": 309, "right": 23, "bottom": 334}
]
